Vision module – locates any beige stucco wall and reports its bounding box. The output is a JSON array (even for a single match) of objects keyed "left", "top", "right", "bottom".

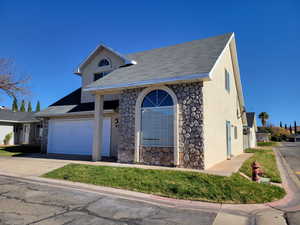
[
  {"left": 80, "top": 48, "right": 124, "bottom": 103},
  {"left": 249, "top": 127, "right": 257, "bottom": 148},
  {"left": 249, "top": 120, "right": 257, "bottom": 148},
  {"left": 203, "top": 44, "right": 244, "bottom": 169}
]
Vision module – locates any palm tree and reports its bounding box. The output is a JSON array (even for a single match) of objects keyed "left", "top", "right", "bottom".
[{"left": 258, "top": 112, "right": 269, "bottom": 127}]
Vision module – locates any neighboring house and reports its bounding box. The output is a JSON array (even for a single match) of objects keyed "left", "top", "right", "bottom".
[
  {"left": 256, "top": 132, "right": 270, "bottom": 142},
  {"left": 294, "top": 134, "right": 300, "bottom": 142},
  {"left": 243, "top": 112, "right": 257, "bottom": 149},
  {"left": 0, "top": 108, "right": 42, "bottom": 145},
  {"left": 36, "top": 32, "right": 247, "bottom": 169},
  {"left": 291, "top": 126, "right": 300, "bottom": 134}
]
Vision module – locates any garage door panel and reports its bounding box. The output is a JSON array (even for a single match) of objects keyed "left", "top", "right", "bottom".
[{"left": 48, "top": 118, "right": 110, "bottom": 156}]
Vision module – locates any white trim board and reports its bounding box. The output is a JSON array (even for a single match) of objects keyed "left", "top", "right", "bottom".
[{"left": 84, "top": 73, "right": 210, "bottom": 93}]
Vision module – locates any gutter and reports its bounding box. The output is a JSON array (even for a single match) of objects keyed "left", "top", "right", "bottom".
[
  {"left": 34, "top": 109, "right": 115, "bottom": 118},
  {"left": 83, "top": 73, "right": 210, "bottom": 93},
  {"left": 0, "top": 120, "right": 40, "bottom": 124}
]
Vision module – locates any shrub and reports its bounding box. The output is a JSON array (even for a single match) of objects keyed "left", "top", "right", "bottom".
[
  {"left": 257, "top": 142, "right": 276, "bottom": 147},
  {"left": 3, "top": 132, "right": 13, "bottom": 145}
]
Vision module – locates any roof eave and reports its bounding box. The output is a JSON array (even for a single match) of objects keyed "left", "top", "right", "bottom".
[
  {"left": 35, "top": 109, "right": 115, "bottom": 118},
  {"left": 83, "top": 72, "right": 210, "bottom": 93},
  {"left": 0, "top": 120, "right": 40, "bottom": 123}
]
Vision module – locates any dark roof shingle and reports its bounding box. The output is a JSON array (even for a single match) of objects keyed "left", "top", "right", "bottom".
[
  {"left": 35, "top": 88, "right": 118, "bottom": 117},
  {"left": 246, "top": 112, "right": 255, "bottom": 127},
  {"left": 86, "top": 33, "right": 232, "bottom": 90},
  {"left": 0, "top": 110, "right": 39, "bottom": 123}
]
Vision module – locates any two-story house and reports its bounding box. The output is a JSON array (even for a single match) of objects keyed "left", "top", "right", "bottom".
[{"left": 36, "top": 32, "right": 247, "bottom": 169}]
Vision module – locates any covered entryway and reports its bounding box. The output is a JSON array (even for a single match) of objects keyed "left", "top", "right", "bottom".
[{"left": 47, "top": 118, "right": 111, "bottom": 157}]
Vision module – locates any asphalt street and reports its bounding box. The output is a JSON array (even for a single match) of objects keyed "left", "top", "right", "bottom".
[
  {"left": 0, "top": 175, "right": 216, "bottom": 225},
  {"left": 277, "top": 142, "right": 300, "bottom": 225},
  {"left": 1, "top": 142, "right": 300, "bottom": 225},
  {"left": 278, "top": 142, "right": 300, "bottom": 181}
]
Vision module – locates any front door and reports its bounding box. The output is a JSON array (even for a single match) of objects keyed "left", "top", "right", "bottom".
[{"left": 226, "top": 121, "right": 232, "bottom": 159}]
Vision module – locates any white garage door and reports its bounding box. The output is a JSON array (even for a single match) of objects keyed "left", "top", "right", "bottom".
[{"left": 47, "top": 118, "right": 111, "bottom": 156}]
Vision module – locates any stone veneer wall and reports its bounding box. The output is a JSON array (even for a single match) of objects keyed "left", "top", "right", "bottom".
[
  {"left": 139, "top": 146, "right": 174, "bottom": 166},
  {"left": 169, "top": 82, "right": 204, "bottom": 169},
  {"left": 118, "top": 82, "right": 204, "bottom": 169},
  {"left": 41, "top": 118, "right": 49, "bottom": 154},
  {"left": 118, "top": 88, "right": 142, "bottom": 163}
]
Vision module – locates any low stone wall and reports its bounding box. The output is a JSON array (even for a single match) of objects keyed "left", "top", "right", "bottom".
[{"left": 139, "top": 146, "right": 174, "bottom": 166}]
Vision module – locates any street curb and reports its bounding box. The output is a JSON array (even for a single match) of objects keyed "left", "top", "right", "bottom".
[
  {"left": 252, "top": 145, "right": 300, "bottom": 225},
  {"left": 0, "top": 166, "right": 284, "bottom": 215},
  {"left": 0, "top": 145, "right": 298, "bottom": 224},
  {"left": 0, "top": 171, "right": 222, "bottom": 213},
  {"left": 276, "top": 147, "right": 300, "bottom": 189}
]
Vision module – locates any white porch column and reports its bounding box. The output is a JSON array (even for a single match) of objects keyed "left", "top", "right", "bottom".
[{"left": 92, "top": 94, "right": 104, "bottom": 161}]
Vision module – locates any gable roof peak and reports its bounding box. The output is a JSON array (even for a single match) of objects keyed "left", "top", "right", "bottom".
[{"left": 74, "top": 44, "right": 136, "bottom": 75}]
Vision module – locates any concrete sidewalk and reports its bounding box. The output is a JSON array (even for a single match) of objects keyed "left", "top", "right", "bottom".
[
  {"left": 207, "top": 153, "right": 252, "bottom": 176},
  {"left": 0, "top": 152, "right": 252, "bottom": 177}
]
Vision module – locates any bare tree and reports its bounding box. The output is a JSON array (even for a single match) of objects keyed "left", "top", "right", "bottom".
[{"left": 0, "top": 58, "right": 30, "bottom": 98}]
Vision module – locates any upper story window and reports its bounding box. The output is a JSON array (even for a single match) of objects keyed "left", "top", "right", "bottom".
[
  {"left": 94, "top": 71, "right": 110, "bottom": 81},
  {"left": 98, "top": 58, "right": 110, "bottom": 67},
  {"left": 225, "top": 69, "right": 230, "bottom": 92}
]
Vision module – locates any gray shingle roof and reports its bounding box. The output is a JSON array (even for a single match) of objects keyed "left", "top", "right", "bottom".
[
  {"left": 0, "top": 109, "right": 39, "bottom": 123},
  {"left": 35, "top": 88, "right": 119, "bottom": 117},
  {"left": 85, "top": 33, "right": 233, "bottom": 91},
  {"left": 246, "top": 112, "right": 255, "bottom": 127}
]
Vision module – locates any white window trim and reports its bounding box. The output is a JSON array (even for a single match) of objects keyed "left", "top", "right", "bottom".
[{"left": 135, "top": 86, "right": 179, "bottom": 166}]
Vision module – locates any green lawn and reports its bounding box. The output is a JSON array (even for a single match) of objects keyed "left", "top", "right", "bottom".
[
  {"left": 257, "top": 142, "right": 277, "bottom": 147},
  {"left": 239, "top": 148, "right": 281, "bottom": 183},
  {"left": 0, "top": 145, "right": 41, "bottom": 156},
  {"left": 43, "top": 163, "right": 285, "bottom": 204},
  {"left": 0, "top": 149, "right": 21, "bottom": 156}
]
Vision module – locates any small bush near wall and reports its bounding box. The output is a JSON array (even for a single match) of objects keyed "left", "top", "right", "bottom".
[
  {"left": 3, "top": 132, "right": 12, "bottom": 145},
  {"left": 257, "top": 142, "right": 277, "bottom": 147}
]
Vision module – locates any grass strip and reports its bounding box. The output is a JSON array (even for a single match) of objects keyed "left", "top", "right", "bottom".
[{"left": 43, "top": 163, "right": 285, "bottom": 204}]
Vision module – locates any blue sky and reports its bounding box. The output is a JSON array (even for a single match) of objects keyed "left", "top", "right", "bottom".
[{"left": 0, "top": 0, "right": 299, "bottom": 126}]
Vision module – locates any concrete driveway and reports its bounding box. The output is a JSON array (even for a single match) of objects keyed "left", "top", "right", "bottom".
[
  {"left": 0, "top": 175, "right": 216, "bottom": 225},
  {"left": 0, "top": 156, "right": 69, "bottom": 177}
]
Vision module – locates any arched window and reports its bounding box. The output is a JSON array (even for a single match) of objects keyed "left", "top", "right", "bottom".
[
  {"left": 98, "top": 58, "right": 110, "bottom": 67},
  {"left": 141, "top": 90, "right": 174, "bottom": 147}
]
